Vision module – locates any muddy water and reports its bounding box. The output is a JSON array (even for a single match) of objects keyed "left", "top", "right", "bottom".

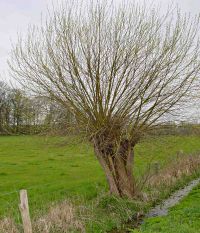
[{"left": 146, "top": 177, "right": 200, "bottom": 218}]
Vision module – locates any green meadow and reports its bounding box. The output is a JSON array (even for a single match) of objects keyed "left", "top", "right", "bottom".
[{"left": 0, "top": 135, "right": 200, "bottom": 219}]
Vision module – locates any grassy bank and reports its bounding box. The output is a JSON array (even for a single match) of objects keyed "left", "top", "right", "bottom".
[
  {"left": 0, "top": 135, "right": 200, "bottom": 232},
  {"left": 132, "top": 184, "right": 200, "bottom": 233}
]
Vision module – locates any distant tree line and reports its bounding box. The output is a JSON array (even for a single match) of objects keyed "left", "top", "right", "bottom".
[
  {"left": 0, "top": 81, "right": 74, "bottom": 135},
  {"left": 1, "top": 80, "right": 199, "bottom": 137}
]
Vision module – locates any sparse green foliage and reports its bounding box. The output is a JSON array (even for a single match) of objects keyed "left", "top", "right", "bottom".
[{"left": 9, "top": 0, "right": 200, "bottom": 197}]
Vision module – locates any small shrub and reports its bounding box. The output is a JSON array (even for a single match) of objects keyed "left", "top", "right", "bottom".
[{"left": 148, "top": 154, "right": 200, "bottom": 189}]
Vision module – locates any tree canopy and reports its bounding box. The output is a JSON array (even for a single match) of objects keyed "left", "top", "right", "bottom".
[{"left": 9, "top": 1, "right": 200, "bottom": 197}]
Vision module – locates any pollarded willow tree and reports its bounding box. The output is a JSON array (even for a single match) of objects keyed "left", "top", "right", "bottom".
[{"left": 9, "top": 1, "right": 200, "bottom": 198}]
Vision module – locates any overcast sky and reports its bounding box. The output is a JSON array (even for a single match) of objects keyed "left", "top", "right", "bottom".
[
  {"left": 0, "top": 0, "right": 200, "bottom": 83},
  {"left": 0, "top": 0, "right": 199, "bottom": 121}
]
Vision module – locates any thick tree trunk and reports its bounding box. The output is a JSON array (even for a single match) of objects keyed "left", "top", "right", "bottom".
[{"left": 94, "top": 139, "right": 136, "bottom": 198}]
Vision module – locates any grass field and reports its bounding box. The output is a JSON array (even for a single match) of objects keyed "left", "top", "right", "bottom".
[
  {"left": 0, "top": 135, "right": 200, "bottom": 231},
  {"left": 132, "top": 184, "right": 200, "bottom": 233}
]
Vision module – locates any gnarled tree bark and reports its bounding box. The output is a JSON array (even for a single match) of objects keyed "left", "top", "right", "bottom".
[{"left": 94, "top": 139, "right": 135, "bottom": 198}]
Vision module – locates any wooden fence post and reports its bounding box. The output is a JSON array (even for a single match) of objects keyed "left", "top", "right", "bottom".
[{"left": 19, "top": 189, "right": 32, "bottom": 233}]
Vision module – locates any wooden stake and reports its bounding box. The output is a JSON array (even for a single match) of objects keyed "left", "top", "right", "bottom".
[{"left": 19, "top": 190, "right": 32, "bottom": 233}]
